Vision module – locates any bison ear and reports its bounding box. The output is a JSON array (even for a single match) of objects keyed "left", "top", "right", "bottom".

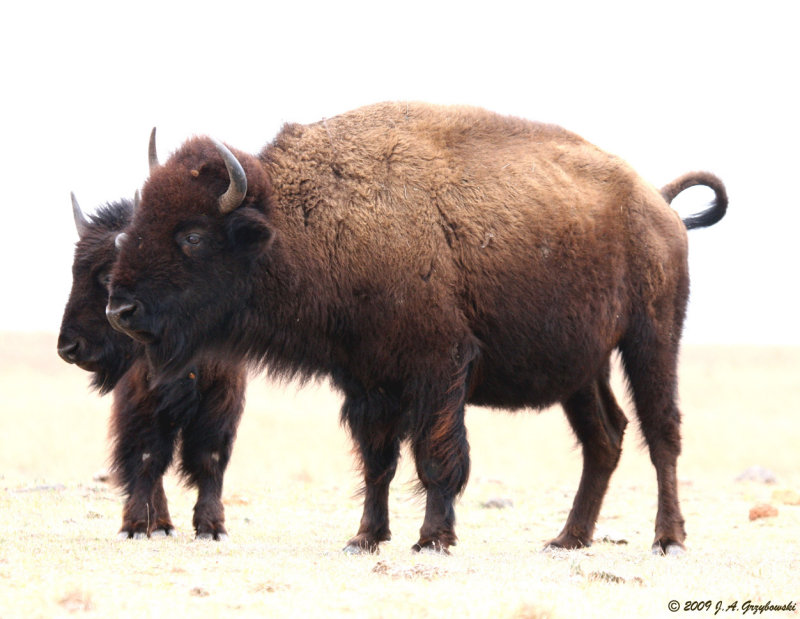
[{"left": 226, "top": 207, "right": 273, "bottom": 255}]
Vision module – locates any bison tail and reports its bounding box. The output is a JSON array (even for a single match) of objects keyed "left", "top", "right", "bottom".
[{"left": 660, "top": 171, "right": 728, "bottom": 230}]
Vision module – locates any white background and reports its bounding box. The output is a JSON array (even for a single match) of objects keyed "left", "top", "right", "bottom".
[{"left": 2, "top": 0, "right": 797, "bottom": 344}]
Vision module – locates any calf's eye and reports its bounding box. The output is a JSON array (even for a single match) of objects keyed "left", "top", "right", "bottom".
[
  {"left": 186, "top": 233, "right": 202, "bottom": 245},
  {"left": 97, "top": 270, "right": 112, "bottom": 289}
]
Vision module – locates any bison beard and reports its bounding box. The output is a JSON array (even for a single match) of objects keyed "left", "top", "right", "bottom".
[
  {"left": 108, "top": 102, "right": 727, "bottom": 554},
  {"left": 58, "top": 196, "right": 246, "bottom": 540}
]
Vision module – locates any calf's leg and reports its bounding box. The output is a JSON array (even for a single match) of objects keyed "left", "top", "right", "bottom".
[
  {"left": 111, "top": 378, "right": 178, "bottom": 538},
  {"left": 179, "top": 370, "right": 245, "bottom": 541}
]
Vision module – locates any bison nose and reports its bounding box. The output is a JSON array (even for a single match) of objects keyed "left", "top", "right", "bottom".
[
  {"left": 106, "top": 297, "right": 143, "bottom": 334},
  {"left": 57, "top": 338, "right": 81, "bottom": 364}
]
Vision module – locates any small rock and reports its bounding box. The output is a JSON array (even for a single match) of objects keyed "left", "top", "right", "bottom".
[
  {"left": 772, "top": 489, "right": 800, "bottom": 506},
  {"left": 251, "top": 582, "right": 289, "bottom": 593},
  {"left": 481, "top": 497, "right": 514, "bottom": 509},
  {"left": 59, "top": 589, "right": 93, "bottom": 612},
  {"left": 371, "top": 560, "right": 445, "bottom": 580},
  {"left": 588, "top": 571, "right": 625, "bottom": 584},
  {"left": 372, "top": 560, "right": 391, "bottom": 575},
  {"left": 189, "top": 586, "right": 210, "bottom": 597},
  {"left": 13, "top": 483, "right": 66, "bottom": 493},
  {"left": 587, "top": 571, "right": 644, "bottom": 585},
  {"left": 595, "top": 529, "right": 628, "bottom": 545},
  {"left": 223, "top": 493, "right": 250, "bottom": 506},
  {"left": 735, "top": 466, "right": 777, "bottom": 484},
  {"left": 749, "top": 503, "right": 778, "bottom": 521}
]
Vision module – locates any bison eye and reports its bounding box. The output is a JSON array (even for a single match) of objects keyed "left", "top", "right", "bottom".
[
  {"left": 177, "top": 229, "right": 209, "bottom": 257},
  {"left": 97, "top": 270, "right": 112, "bottom": 290}
]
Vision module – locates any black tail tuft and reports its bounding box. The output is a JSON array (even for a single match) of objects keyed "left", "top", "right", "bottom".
[{"left": 661, "top": 171, "right": 728, "bottom": 230}]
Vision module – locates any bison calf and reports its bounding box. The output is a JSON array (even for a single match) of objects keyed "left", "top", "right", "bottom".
[
  {"left": 106, "top": 102, "right": 726, "bottom": 554},
  {"left": 58, "top": 192, "right": 246, "bottom": 540}
]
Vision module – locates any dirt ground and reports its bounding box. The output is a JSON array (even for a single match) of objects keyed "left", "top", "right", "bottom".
[{"left": 1, "top": 332, "right": 798, "bottom": 617}]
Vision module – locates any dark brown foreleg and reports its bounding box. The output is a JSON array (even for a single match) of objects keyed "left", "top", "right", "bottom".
[
  {"left": 117, "top": 450, "right": 176, "bottom": 539},
  {"left": 341, "top": 384, "right": 403, "bottom": 554},
  {"left": 409, "top": 349, "right": 474, "bottom": 554},
  {"left": 547, "top": 368, "right": 627, "bottom": 549},
  {"left": 111, "top": 368, "right": 178, "bottom": 539},
  {"left": 148, "top": 478, "right": 176, "bottom": 537},
  {"left": 179, "top": 367, "right": 246, "bottom": 541}
]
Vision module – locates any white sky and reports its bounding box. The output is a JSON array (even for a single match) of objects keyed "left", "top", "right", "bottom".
[{"left": 1, "top": 0, "right": 798, "bottom": 344}]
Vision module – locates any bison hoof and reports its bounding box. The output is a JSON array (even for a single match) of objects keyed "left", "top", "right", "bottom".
[
  {"left": 117, "top": 531, "right": 149, "bottom": 541},
  {"left": 411, "top": 539, "right": 450, "bottom": 555},
  {"left": 196, "top": 531, "right": 229, "bottom": 542},
  {"left": 117, "top": 525, "right": 175, "bottom": 540},
  {"left": 342, "top": 543, "right": 378, "bottom": 555},
  {"left": 343, "top": 534, "right": 381, "bottom": 555},
  {"left": 652, "top": 541, "right": 686, "bottom": 557},
  {"left": 544, "top": 534, "right": 591, "bottom": 551}
]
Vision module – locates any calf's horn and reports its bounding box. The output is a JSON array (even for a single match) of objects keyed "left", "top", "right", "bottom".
[
  {"left": 211, "top": 139, "right": 247, "bottom": 214},
  {"left": 70, "top": 192, "right": 90, "bottom": 237},
  {"left": 148, "top": 127, "right": 159, "bottom": 172},
  {"left": 115, "top": 232, "right": 129, "bottom": 251}
]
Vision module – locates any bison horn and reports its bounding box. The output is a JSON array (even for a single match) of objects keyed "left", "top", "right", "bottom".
[
  {"left": 211, "top": 139, "right": 247, "bottom": 214},
  {"left": 117, "top": 191, "right": 140, "bottom": 250},
  {"left": 70, "top": 192, "right": 90, "bottom": 237},
  {"left": 148, "top": 127, "right": 159, "bottom": 173}
]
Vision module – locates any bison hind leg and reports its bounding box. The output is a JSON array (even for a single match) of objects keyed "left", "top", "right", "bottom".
[
  {"left": 620, "top": 313, "right": 688, "bottom": 554},
  {"left": 546, "top": 371, "right": 628, "bottom": 550}
]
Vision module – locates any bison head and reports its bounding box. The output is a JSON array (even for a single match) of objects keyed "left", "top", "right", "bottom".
[
  {"left": 58, "top": 194, "right": 138, "bottom": 393},
  {"left": 106, "top": 134, "right": 275, "bottom": 380}
]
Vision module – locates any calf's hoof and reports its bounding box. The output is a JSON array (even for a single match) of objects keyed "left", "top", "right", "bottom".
[
  {"left": 411, "top": 539, "right": 450, "bottom": 555},
  {"left": 195, "top": 519, "right": 228, "bottom": 541},
  {"left": 117, "top": 524, "right": 175, "bottom": 540},
  {"left": 196, "top": 530, "right": 229, "bottom": 542},
  {"left": 343, "top": 534, "right": 381, "bottom": 555}
]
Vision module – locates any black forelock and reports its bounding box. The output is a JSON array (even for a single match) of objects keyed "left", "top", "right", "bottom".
[{"left": 87, "top": 199, "right": 134, "bottom": 233}]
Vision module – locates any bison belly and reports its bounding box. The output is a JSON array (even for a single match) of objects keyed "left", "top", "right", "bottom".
[{"left": 462, "top": 249, "right": 628, "bottom": 410}]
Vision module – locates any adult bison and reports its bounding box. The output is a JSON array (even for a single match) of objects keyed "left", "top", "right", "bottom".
[
  {"left": 58, "top": 189, "right": 246, "bottom": 540},
  {"left": 106, "top": 102, "right": 726, "bottom": 555}
]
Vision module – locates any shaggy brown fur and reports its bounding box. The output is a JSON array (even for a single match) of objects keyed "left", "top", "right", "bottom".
[
  {"left": 58, "top": 198, "right": 246, "bottom": 540},
  {"left": 107, "top": 102, "right": 727, "bottom": 554}
]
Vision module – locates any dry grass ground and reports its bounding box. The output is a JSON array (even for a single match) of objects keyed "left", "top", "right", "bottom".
[{"left": 1, "top": 332, "right": 798, "bottom": 618}]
